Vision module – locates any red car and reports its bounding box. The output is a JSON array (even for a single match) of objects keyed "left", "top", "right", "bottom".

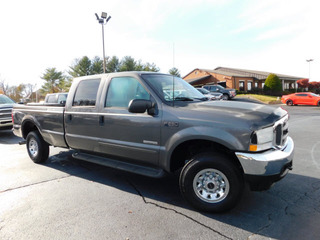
[{"left": 281, "top": 92, "right": 320, "bottom": 106}]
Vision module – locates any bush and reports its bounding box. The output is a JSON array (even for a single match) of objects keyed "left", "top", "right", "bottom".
[{"left": 264, "top": 74, "right": 282, "bottom": 95}]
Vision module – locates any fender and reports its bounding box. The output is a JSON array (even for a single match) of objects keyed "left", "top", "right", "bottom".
[
  {"left": 21, "top": 114, "right": 42, "bottom": 139},
  {"left": 160, "top": 126, "right": 247, "bottom": 171}
]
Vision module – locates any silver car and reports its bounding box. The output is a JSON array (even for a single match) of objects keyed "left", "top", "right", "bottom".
[{"left": 196, "top": 88, "right": 223, "bottom": 100}]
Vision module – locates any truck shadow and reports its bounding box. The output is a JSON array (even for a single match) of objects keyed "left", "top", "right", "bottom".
[
  {"left": 0, "top": 129, "right": 23, "bottom": 145},
  {"left": 44, "top": 149, "right": 320, "bottom": 240}
]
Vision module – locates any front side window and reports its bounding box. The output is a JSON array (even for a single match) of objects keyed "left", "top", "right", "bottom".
[
  {"left": 105, "top": 77, "right": 150, "bottom": 108},
  {"left": 73, "top": 79, "right": 100, "bottom": 106},
  {"left": 211, "top": 86, "right": 218, "bottom": 91}
]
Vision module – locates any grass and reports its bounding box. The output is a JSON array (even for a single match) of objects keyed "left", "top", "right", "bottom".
[{"left": 237, "top": 94, "right": 281, "bottom": 104}]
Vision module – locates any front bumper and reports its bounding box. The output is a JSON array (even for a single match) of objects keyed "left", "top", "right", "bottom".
[
  {"left": 235, "top": 136, "right": 294, "bottom": 190},
  {"left": 0, "top": 118, "right": 13, "bottom": 129}
]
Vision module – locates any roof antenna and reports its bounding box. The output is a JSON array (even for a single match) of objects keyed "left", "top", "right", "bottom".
[{"left": 172, "top": 42, "right": 175, "bottom": 107}]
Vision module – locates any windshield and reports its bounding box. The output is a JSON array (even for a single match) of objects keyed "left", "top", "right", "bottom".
[
  {"left": 311, "top": 93, "right": 319, "bottom": 97},
  {"left": 0, "top": 95, "right": 15, "bottom": 104},
  {"left": 142, "top": 74, "right": 206, "bottom": 102}
]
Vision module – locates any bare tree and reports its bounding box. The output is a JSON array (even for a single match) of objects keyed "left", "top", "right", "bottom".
[{"left": 0, "top": 77, "right": 9, "bottom": 95}]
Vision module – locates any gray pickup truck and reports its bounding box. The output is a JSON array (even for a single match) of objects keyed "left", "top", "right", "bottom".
[
  {"left": 0, "top": 94, "right": 15, "bottom": 130},
  {"left": 13, "top": 72, "right": 294, "bottom": 212}
]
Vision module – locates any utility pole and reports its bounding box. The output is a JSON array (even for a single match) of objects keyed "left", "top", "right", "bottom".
[{"left": 95, "top": 12, "right": 111, "bottom": 73}]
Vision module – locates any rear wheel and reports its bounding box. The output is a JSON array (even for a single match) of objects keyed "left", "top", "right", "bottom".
[
  {"left": 179, "top": 152, "right": 244, "bottom": 212},
  {"left": 286, "top": 100, "right": 293, "bottom": 106},
  {"left": 26, "top": 131, "right": 49, "bottom": 163},
  {"left": 317, "top": 101, "right": 320, "bottom": 107}
]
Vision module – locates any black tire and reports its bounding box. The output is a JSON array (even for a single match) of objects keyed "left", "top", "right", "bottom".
[
  {"left": 26, "top": 131, "right": 49, "bottom": 163},
  {"left": 179, "top": 152, "right": 244, "bottom": 213},
  {"left": 286, "top": 100, "right": 293, "bottom": 106},
  {"left": 317, "top": 101, "right": 320, "bottom": 107},
  {"left": 222, "top": 94, "right": 229, "bottom": 100}
]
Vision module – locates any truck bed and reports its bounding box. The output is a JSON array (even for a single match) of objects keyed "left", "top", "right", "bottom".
[{"left": 13, "top": 104, "right": 67, "bottom": 148}]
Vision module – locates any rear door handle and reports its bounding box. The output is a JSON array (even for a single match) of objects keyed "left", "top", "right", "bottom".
[{"left": 99, "top": 116, "right": 104, "bottom": 126}]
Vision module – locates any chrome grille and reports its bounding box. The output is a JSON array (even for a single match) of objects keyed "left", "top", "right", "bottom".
[
  {"left": 0, "top": 108, "right": 12, "bottom": 119},
  {"left": 273, "top": 115, "right": 289, "bottom": 148}
]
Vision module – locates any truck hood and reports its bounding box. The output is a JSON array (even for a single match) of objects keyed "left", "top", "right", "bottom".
[
  {"left": 0, "top": 103, "right": 14, "bottom": 109},
  {"left": 177, "top": 100, "right": 287, "bottom": 130}
]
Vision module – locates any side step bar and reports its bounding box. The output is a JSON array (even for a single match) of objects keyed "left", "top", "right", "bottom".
[{"left": 72, "top": 152, "right": 165, "bottom": 178}]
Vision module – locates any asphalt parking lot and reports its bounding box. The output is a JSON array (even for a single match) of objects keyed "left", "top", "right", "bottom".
[{"left": 0, "top": 104, "right": 319, "bottom": 240}]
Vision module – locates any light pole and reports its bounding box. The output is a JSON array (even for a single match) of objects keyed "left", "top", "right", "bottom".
[
  {"left": 95, "top": 12, "right": 111, "bottom": 73},
  {"left": 306, "top": 59, "right": 313, "bottom": 82}
]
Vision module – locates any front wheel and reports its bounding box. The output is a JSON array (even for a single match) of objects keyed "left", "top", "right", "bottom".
[
  {"left": 26, "top": 131, "right": 49, "bottom": 163},
  {"left": 286, "top": 100, "right": 293, "bottom": 106},
  {"left": 222, "top": 94, "right": 229, "bottom": 100},
  {"left": 317, "top": 101, "right": 320, "bottom": 107},
  {"left": 179, "top": 152, "right": 244, "bottom": 212}
]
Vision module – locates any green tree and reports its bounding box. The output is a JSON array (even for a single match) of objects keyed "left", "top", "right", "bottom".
[
  {"left": 264, "top": 73, "right": 282, "bottom": 94},
  {"left": 119, "top": 56, "right": 137, "bottom": 71},
  {"left": 69, "top": 56, "right": 93, "bottom": 77},
  {"left": 106, "top": 56, "right": 120, "bottom": 72},
  {"left": 69, "top": 56, "right": 104, "bottom": 77},
  {"left": 41, "top": 68, "right": 65, "bottom": 94},
  {"left": 91, "top": 56, "right": 104, "bottom": 74},
  {"left": 69, "top": 55, "right": 159, "bottom": 75},
  {"left": 169, "top": 67, "right": 181, "bottom": 77},
  {"left": 143, "top": 62, "right": 160, "bottom": 72}
]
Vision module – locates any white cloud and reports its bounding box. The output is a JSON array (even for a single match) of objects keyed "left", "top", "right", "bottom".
[{"left": 0, "top": 0, "right": 319, "bottom": 88}]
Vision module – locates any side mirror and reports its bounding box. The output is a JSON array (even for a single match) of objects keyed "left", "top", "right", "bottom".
[
  {"left": 60, "top": 100, "right": 66, "bottom": 105},
  {"left": 128, "top": 99, "right": 155, "bottom": 115}
]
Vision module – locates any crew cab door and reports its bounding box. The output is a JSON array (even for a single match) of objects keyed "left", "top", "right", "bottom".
[
  {"left": 64, "top": 78, "right": 102, "bottom": 151},
  {"left": 96, "top": 75, "right": 161, "bottom": 166}
]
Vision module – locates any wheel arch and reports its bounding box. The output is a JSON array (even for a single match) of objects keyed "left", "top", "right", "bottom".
[
  {"left": 21, "top": 118, "right": 41, "bottom": 139},
  {"left": 168, "top": 139, "right": 243, "bottom": 174}
]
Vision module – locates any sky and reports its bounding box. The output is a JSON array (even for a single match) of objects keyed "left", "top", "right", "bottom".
[{"left": 0, "top": 0, "right": 319, "bottom": 89}]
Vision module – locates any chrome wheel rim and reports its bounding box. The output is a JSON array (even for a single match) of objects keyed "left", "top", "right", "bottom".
[
  {"left": 193, "top": 168, "right": 230, "bottom": 203},
  {"left": 28, "top": 138, "right": 39, "bottom": 157}
]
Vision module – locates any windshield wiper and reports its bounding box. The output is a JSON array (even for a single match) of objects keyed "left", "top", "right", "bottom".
[
  {"left": 194, "top": 97, "right": 209, "bottom": 101},
  {"left": 174, "top": 97, "right": 194, "bottom": 101}
]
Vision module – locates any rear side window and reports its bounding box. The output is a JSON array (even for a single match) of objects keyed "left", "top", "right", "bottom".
[
  {"left": 58, "top": 94, "right": 68, "bottom": 103},
  {"left": 296, "top": 94, "right": 307, "bottom": 97},
  {"left": 73, "top": 79, "right": 100, "bottom": 106},
  {"left": 46, "top": 95, "right": 56, "bottom": 103},
  {"left": 105, "top": 77, "right": 150, "bottom": 108}
]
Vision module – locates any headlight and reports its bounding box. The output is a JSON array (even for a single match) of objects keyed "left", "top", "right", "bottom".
[{"left": 249, "top": 126, "right": 274, "bottom": 151}]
